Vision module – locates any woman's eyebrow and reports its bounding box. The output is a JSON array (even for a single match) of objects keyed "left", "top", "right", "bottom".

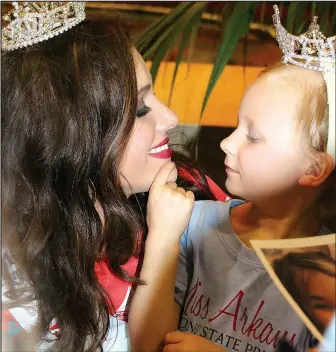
[{"left": 137, "top": 84, "right": 151, "bottom": 95}]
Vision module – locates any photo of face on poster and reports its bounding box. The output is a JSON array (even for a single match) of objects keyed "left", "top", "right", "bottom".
[{"left": 251, "top": 234, "right": 336, "bottom": 343}]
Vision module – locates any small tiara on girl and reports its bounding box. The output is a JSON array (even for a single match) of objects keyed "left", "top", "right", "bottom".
[
  {"left": 2, "top": 2, "right": 86, "bottom": 52},
  {"left": 272, "top": 5, "right": 335, "bottom": 166}
]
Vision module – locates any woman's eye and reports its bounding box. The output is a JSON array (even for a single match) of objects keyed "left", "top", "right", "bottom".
[
  {"left": 136, "top": 105, "right": 151, "bottom": 118},
  {"left": 246, "top": 134, "right": 258, "bottom": 143}
]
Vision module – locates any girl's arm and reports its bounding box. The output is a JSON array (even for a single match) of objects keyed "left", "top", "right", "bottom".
[
  {"left": 129, "top": 239, "right": 182, "bottom": 352},
  {"left": 128, "top": 162, "right": 193, "bottom": 352}
]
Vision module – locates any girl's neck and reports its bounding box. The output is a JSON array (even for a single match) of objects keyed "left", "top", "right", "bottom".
[{"left": 231, "top": 200, "right": 320, "bottom": 246}]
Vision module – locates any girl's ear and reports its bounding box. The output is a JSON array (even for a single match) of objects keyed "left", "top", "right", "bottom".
[{"left": 298, "top": 153, "right": 334, "bottom": 187}]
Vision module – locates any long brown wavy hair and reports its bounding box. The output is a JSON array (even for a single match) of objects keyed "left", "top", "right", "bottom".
[
  {"left": 2, "top": 17, "right": 141, "bottom": 351},
  {"left": 2, "top": 15, "right": 216, "bottom": 352}
]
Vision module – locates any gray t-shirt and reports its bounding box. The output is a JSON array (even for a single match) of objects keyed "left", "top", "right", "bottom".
[{"left": 175, "top": 200, "right": 314, "bottom": 352}]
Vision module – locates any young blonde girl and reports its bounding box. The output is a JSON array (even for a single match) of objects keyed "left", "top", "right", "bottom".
[{"left": 129, "top": 9, "right": 336, "bottom": 352}]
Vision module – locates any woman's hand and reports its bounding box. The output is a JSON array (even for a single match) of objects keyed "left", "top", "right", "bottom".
[
  {"left": 163, "top": 331, "right": 227, "bottom": 352},
  {"left": 147, "top": 162, "right": 195, "bottom": 248}
]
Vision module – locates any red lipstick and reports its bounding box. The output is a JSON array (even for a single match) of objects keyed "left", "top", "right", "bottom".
[
  {"left": 150, "top": 137, "right": 169, "bottom": 149},
  {"left": 147, "top": 137, "right": 172, "bottom": 159}
]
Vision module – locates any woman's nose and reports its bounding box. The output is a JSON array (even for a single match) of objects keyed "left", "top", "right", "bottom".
[{"left": 156, "top": 106, "right": 178, "bottom": 132}]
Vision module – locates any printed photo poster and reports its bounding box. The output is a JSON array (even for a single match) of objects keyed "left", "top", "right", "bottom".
[{"left": 250, "top": 234, "right": 336, "bottom": 343}]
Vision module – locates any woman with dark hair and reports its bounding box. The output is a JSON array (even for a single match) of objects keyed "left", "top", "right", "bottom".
[
  {"left": 272, "top": 251, "right": 336, "bottom": 335},
  {"left": 1, "top": 2, "right": 227, "bottom": 352}
]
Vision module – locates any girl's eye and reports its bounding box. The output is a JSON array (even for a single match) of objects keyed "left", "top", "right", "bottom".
[
  {"left": 313, "top": 303, "right": 333, "bottom": 310},
  {"left": 246, "top": 134, "right": 258, "bottom": 143},
  {"left": 136, "top": 105, "right": 151, "bottom": 118}
]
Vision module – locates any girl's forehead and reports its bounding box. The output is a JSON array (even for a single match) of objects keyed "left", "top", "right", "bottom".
[
  {"left": 246, "top": 76, "right": 300, "bottom": 104},
  {"left": 240, "top": 79, "right": 300, "bottom": 127}
]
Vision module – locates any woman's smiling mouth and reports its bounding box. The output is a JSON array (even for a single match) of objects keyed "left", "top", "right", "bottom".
[{"left": 147, "top": 137, "right": 172, "bottom": 159}]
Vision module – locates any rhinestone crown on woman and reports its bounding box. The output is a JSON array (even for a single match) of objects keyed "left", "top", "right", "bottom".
[{"left": 2, "top": 2, "right": 86, "bottom": 51}]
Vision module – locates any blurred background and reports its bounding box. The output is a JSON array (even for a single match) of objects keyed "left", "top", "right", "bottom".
[{"left": 2, "top": 1, "right": 335, "bottom": 190}]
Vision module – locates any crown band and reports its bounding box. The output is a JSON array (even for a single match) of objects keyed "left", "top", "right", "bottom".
[
  {"left": 272, "top": 5, "right": 335, "bottom": 73},
  {"left": 2, "top": 2, "right": 86, "bottom": 51},
  {"left": 272, "top": 5, "right": 335, "bottom": 166}
]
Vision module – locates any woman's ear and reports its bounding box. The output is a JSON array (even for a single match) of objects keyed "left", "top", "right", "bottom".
[{"left": 298, "top": 153, "right": 334, "bottom": 187}]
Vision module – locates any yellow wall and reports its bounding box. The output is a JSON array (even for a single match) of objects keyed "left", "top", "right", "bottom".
[{"left": 150, "top": 62, "right": 265, "bottom": 127}]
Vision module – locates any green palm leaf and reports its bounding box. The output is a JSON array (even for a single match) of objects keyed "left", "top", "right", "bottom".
[
  {"left": 201, "top": 2, "right": 257, "bottom": 115},
  {"left": 219, "top": 2, "right": 237, "bottom": 35},
  {"left": 294, "top": 2, "right": 309, "bottom": 34},
  {"left": 137, "top": 2, "right": 204, "bottom": 62},
  {"left": 260, "top": 2, "right": 267, "bottom": 25},
  {"left": 311, "top": 2, "right": 317, "bottom": 17},
  {"left": 136, "top": 2, "right": 193, "bottom": 55},
  {"left": 168, "top": 5, "right": 205, "bottom": 105},
  {"left": 286, "top": 2, "right": 298, "bottom": 33},
  {"left": 330, "top": 5, "right": 336, "bottom": 36},
  {"left": 319, "top": 2, "right": 331, "bottom": 36},
  {"left": 137, "top": 2, "right": 207, "bottom": 84}
]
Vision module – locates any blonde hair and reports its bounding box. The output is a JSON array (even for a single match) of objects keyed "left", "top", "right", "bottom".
[{"left": 258, "top": 63, "right": 336, "bottom": 221}]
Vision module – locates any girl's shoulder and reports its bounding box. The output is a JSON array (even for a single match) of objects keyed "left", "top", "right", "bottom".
[{"left": 188, "top": 199, "right": 243, "bottom": 234}]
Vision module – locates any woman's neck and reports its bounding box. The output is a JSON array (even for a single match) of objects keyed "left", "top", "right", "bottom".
[{"left": 231, "top": 200, "right": 320, "bottom": 247}]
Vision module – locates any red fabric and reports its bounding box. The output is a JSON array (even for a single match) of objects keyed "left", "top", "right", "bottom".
[
  {"left": 2, "top": 309, "right": 25, "bottom": 335},
  {"left": 178, "top": 168, "right": 229, "bottom": 202},
  {"left": 94, "top": 171, "right": 229, "bottom": 321},
  {"left": 206, "top": 176, "right": 228, "bottom": 201},
  {"left": 94, "top": 256, "right": 138, "bottom": 318}
]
